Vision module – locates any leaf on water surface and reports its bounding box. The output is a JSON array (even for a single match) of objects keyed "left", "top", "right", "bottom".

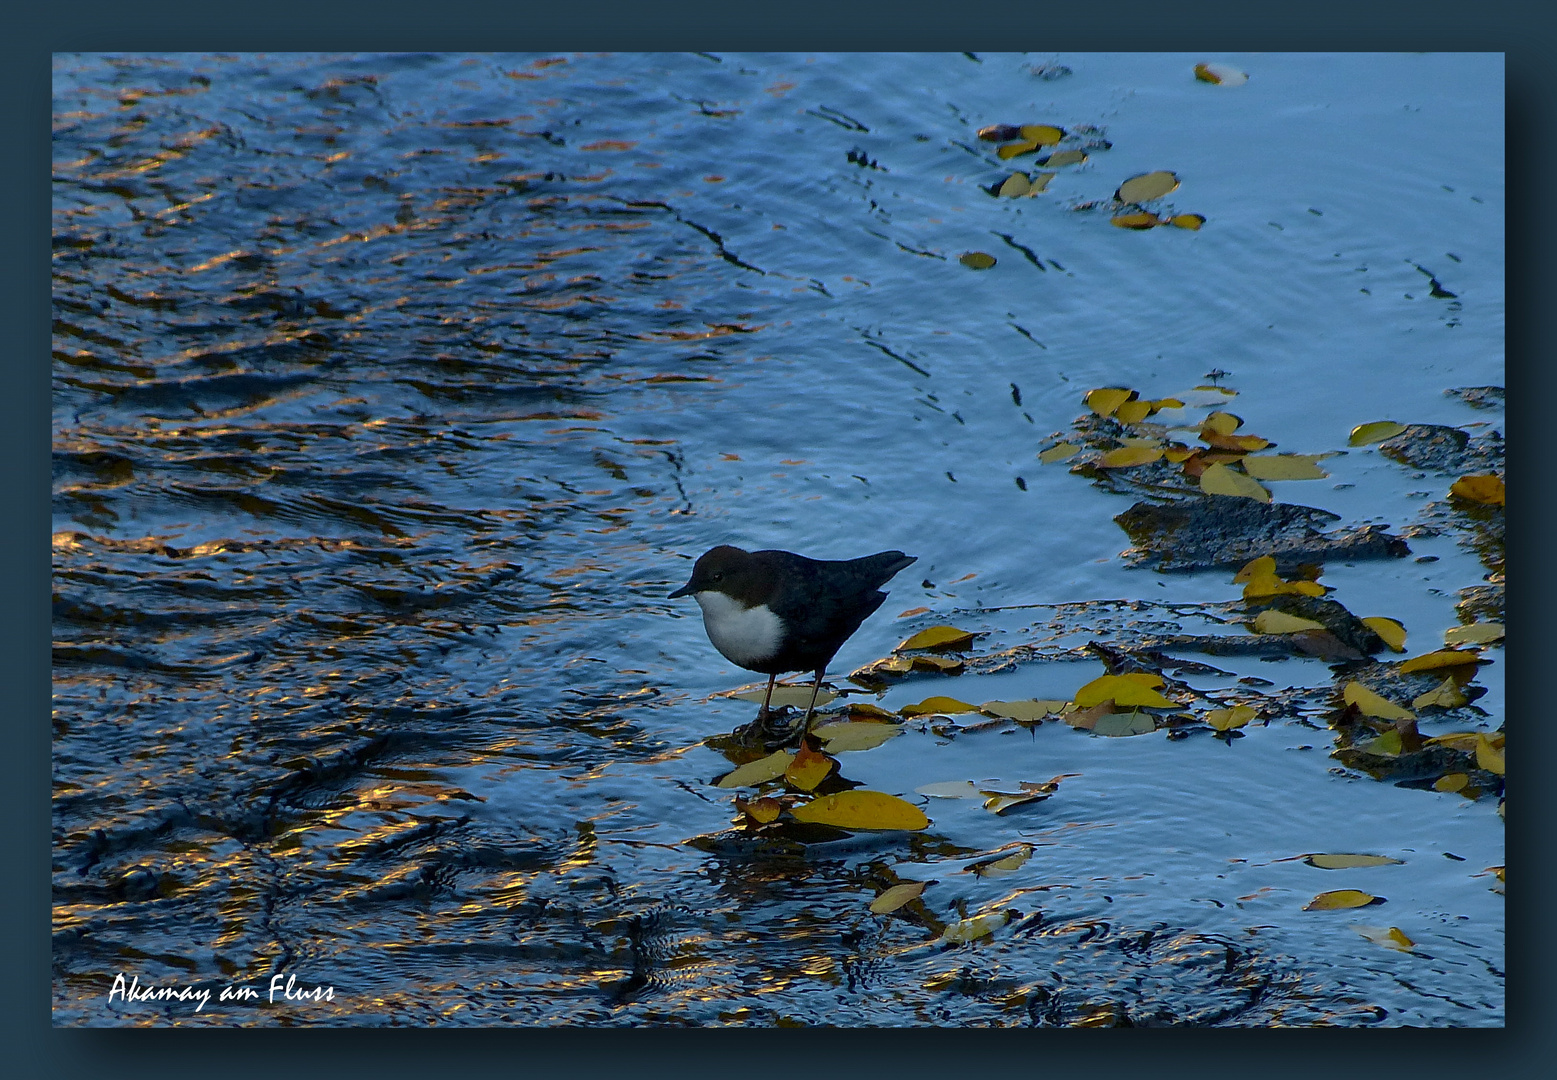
[
  {"left": 1412, "top": 677, "right": 1469, "bottom": 711},
  {"left": 1111, "top": 211, "right": 1163, "bottom": 229},
  {"left": 1085, "top": 387, "right": 1136, "bottom": 417},
  {"left": 741, "top": 796, "right": 783, "bottom": 824},
  {"left": 939, "top": 909, "right": 1012, "bottom": 944},
  {"left": 1342, "top": 681, "right": 1415, "bottom": 721},
  {"left": 900, "top": 695, "right": 979, "bottom": 717},
  {"left": 1240, "top": 454, "right": 1329, "bottom": 480},
  {"left": 716, "top": 749, "right": 795, "bottom": 789},
  {"left": 910, "top": 654, "right": 965, "bottom": 674},
  {"left": 915, "top": 780, "right": 982, "bottom": 799},
  {"left": 1359, "top": 729, "right": 1403, "bottom": 756},
  {"left": 1091, "top": 710, "right": 1158, "bottom": 737},
  {"left": 784, "top": 742, "right": 835, "bottom": 792},
  {"left": 790, "top": 790, "right": 930, "bottom": 831},
  {"left": 846, "top": 702, "right": 899, "bottom": 721},
  {"left": 1351, "top": 925, "right": 1415, "bottom": 951},
  {"left": 1398, "top": 649, "right": 1484, "bottom": 674},
  {"left": 1042, "top": 149, "right": 1087, "bottom": 167},
  {"left": 1348, "top": 420, "right": 1407, "bottom": 446},
  {"left": 1201, "top": 411, "right": 1243, "bottom": 435},
  {"left": 1062, "top": 702, "right": 1112, "bottom": 730},
  {"left": 959, "top": 251, "right": 997, "bottom": 269},
  {"left": 996, "top": 140, "right": 1041, "bottom": 160},
  {"left": 1304, "top": 889, "right": 1384, "bottom": 911},
  {"left": 1194, "top": 62, "right": 1249, "bottom": 86},
  {"left": 1449, "top": 473, "right": 1504, "bottom": 506},
  {"left": 1361, "top": 616, "right": 1408, "bottom": 652},
  {"left": 1199, "top": 462, "right": 1271, "bottom": 502},
  {"left": 1236, "top": 556, "right": 1326, "bottom": 598},
  {"left": 971, "top": 844, "right": 1034, "bottom": 876},
  {"left": 1168, "top": 213, "right": 1206, "bottom": 230},
  {"left": 1200, "top": 432, "right": 1273, "bottom": 453},
  {"left": 1039, "top": 442, "right": 1082, "bottom": 464},
  {"left": 812, "top": 721, "right": 901, "bottom": 752},
  {"left": 1073, "top": 673, "right": 1171, "bottom": 709},
  {"left": 1205, "top": 704, "right": 1257, "bottom": 731},
  {"left": 730, "top": 685, "right": 837, "bottom": 708},
  {"left": 978, "top": 699, "right": 1066, "bottom": 721},
  {"left": 1305, "top": 853, "right": 1405, "bottom": 869},
  {"left": 1113, "top": 399, "right": 1154, "bottom": 424},
  {"left": 869, "top": 881, "right": 928, "bottom": 914},
  {"left": 1098, "top": 446, "right": 1164, "bottom": 468},
  {"left": 897, "top": 625, "right": 977, "bottom": 652},
  {"left": 1117, "top": 170, "right": 1180, "bottom": 203},
  {"left": 1019, "top": 124, "right": 1066, "bottom": 144},
  {"left": 1475, "top": 734, "right": 1504, "bottom": 776},
  {"left": 1434, "top": 772, "right": 1469, "bottom": 793},
  {"left": 1424, "top": 731, "right": 1500, "bottom": 752},
  {"left": 1444, "top": 622, "right": 1504, "bottom": 646},
  {"left": 1251, "top": 609, "right": 1328, "bottom": 635},
  {"left": 997, "top": 172, "right": 1033, "bottom": 198}
]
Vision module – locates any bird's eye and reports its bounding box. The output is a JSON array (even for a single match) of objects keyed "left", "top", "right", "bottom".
[{"left": 712, "top": 572, "right": 723, "bottom": 581}]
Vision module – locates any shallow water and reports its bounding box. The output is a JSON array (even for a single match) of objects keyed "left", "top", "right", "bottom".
[{"left": 52, "top": 51, "right": 1503, "bottom": 1026}]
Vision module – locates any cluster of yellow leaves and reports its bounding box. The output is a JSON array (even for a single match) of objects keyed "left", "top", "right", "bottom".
[
  {"left": 977, "top": 122, "right": 1066, "bottom": 159},
  {"left": 996, "top": 171, "right": 1055, "bottom": 198},
  {"left": 1234, "top": 555, "right": 1327, "bottom": 599}
]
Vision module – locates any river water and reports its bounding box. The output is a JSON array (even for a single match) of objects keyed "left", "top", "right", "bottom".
[{"left": 52, "top": 51, "right": 1503, "bottom": 1026}]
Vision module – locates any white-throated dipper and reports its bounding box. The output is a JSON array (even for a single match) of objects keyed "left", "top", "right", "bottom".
[{"left": 669, "top": 545, "right": 917, "bottom": 734}]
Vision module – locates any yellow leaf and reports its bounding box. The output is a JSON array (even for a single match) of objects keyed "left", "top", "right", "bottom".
[
  {"left": 1233, "top": 555, "right": 1276, "bottom": 583},
  {"left": 1199, "top": 462, "right": 1271, "bottom": 502},
  {"left": 978, "top": 699, "right": 1066, "bottom": 721},
  {"left": 1304, "top": 889, "right": 1382, "bottom": 911},
  {"left": 997, "top": 172, "right": 1032, "bottom": 198},
  {"left": 1252, "top": 610, "right": 1328, "bottom": 635},
  {"left": 784, "top": 743, "right": 835, "bottom": 792},
  {"left": 1351, "top": 925, "right": 1415, "bottom": 951},
  {"left": 899, "top": 695, "right": 979, "bottom": 717},
  {"left": 1286, "top": 580, "right": 1327, "bottom": 597},
  {"left": 716, "top": 749, "right": 795, "bottom": 789},
  {"left": 1444, "top": 622, "right": 1504, "bottom": 646},
  {"left": 1343, "top": 681, "right": 1415, "bottom": 721},
  {"left": 1162, "top": 447, "right": 1196, "bottom": 462},
  {"left": 1475, "top": 734, "right": 1504, "bottom": 776},
  {"left": 1194, "top": 62, "right": 1248, "bottom": 86},
  {"left": 1152, "top": 397, "right": 1186, "bottom": 410},
  {"left": 897, "top": 625, "right": 977, "bottom": 652},
  {"left": 959, "top": 251, "right": 996, "bottom": 269},
  {"left": 982, "top": 789, "right": 1053, "bottom": 811},
  {"left": 1361, "top": 617, "right": 1408, "bottom": 652},
  {"left": 1039, "top": 442, "right": 1081, "bottom": 464},
  {"left": 1018, "top": 124, "right": 1065, "bottom": 144},
  {"left": 1205, "top": 705, "right": 1257, "bottom": 731},
  {"left": 1423, "top": 732, "right": 1483, "bottom": 751},
  {"left": 1085, "top": 387, "right": 1135, "bottom": 417},
  {"left": 1029, "top": 172, "right": 1055, "bottom": 193},
  {"left": 1241, "top": 454, "right": 1329, "bottom": 481},
  {"left": 1202, "top": 410, "right": 1243, "bottom": 435},
  {"left": 1201, "top": 432, "right": 1273, "bottom": 452},
  {"left": 1042, "top": 148, "right": 1087, "bottom": 167},
  {"left": 812, "top": 721, "right": 901, "bottom": 752},
  {"left": 996, "top": 139, "right": 1040, "bottom": 159},
  {"left": 1117, "top": 170, "right": 1180, "bottom": 203},
  {"left": 1434, "top": 772, "right": 1469, "bottom": 793},
  {"left": 731, "top": 684, "right": 837, "bottom": 708},
  {"left": 1110, "top": 211, "right": 1162, "bottom": 229},
  {"left": 1098, "top": 445, "right": 1164, "bottom": 468},
  {"left": 972, "top": 844, "right": 1033, "bottom": 877},
  {"left": 869, "top": 881, "right": 928, "bottom": 914},
  {"left": 847, "top": 702, "right": 898, "bottom": 721},
  {"left": 1449, "top": 473, "right": 1504, "bottom": 506},
  {"left": 1348, "top": 420, "right": 1406, "bottom": 446},
  {"left": 1074, "top": 674, "right": 1174, "bottom": 709},
  {"left": 1113, "top": 399, "right": 1153, "bottom": 424},
  {"left": 743, "top": 796, "right": 782, "bottom": 824},
  {"left": 790, "top": 790, "right": 930, "bottom": 831},
  {"left": 939, "top": 909, "right": 1012, "bottom": 944},
  {"left": 1360, "top": 729, "right": 1403, "bottom": 756},
  {"left": 1305, "top": 853, "right": 1403, "bottom": 869},
  {"left": 1412, "top": 677, "right": 1469, "bottom": 711},
  {"left": 1398, "top": 649, "right": 1483, "bottom": 674},
  {"left": 910, "top": 654, "right": 964, "bottom": 673},
  {"left": 1168, "top": 213, "right": 1205, "bottom": 230}
]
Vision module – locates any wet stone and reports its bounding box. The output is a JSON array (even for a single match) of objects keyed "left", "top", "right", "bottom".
[
  {"left": 1457, "top": 582, "right": 1504, "bottom": 623},
  {"left": 1114, "top": 498, "right": 1410, "bottom": 573},
  {"left": 1377, "top": 424, "right": 1502, "bottom": 473},
  {"left": 1445, "top": 385, "right": 1504, "bottom": 410}
]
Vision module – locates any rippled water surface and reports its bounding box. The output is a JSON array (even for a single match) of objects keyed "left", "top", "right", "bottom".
[{"left": 52, "top": 52, "right": 1503, "bottom": 1026}]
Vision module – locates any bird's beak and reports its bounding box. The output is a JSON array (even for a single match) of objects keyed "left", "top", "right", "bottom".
[{"left": 667, "top": 582, "right": 694, "bottom": 599}]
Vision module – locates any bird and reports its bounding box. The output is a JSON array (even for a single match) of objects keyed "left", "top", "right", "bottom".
[{"left": 669, "top": 545, "right": 918, "bottom": 737}]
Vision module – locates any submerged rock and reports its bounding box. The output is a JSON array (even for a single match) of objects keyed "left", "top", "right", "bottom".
[
  {"left": 1445, "top": 385, "right": 1504, "bottom": 410},
  {"left": 1378, "top": 423, "right": 1502, "bottom": 473},
  {"left": 1114, "top": 498, "right": 1410, "bottom": 573}
]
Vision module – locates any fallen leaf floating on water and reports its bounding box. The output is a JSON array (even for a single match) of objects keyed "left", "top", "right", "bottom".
[
  {"left": 1424, "top": 731, "right": 1501, "bottom": 752},
  {"left": 1397, "top": 648, "right": 1484, "bottom": 674},
  {"left": 1201, "top": 411, "right": 1243, "bottom": 435},
  {"left": 1091, "top": 711, "right": 1159, "bottom": 737},
  {"left": 1348, "top": 420, "right": 1407, "bottom": 446},
  {"left": 1304, "top": 889, "right": 1384, "bottom": 911},
  {"left": 790, "top": 790, "right": 930, "bottom": 831},
  {"left": 1205, "top": 704, "right": 1258, "bottom": 731},
  {"left": 996, "top": 140, "right": 1041, "bottom": 160},
  {"left": 1342, "top": 681, "right": 1415, "bottom": 721},
  {"left": 972, "top": 844, "right": 1034, "bottom": 877},
  {"left": 1039, "top": 443, "right": 1081, "bottom": 464},
  {"left": 1236, "top": 556, "right": 1327, "bottom": 599},
  {"left": 1434, "top": 773, "right": 1469, "bottom": 793},
  {"left": 741, "top": 796, "right": 783, "bottom": 824},
  {"left": 1113, "top": 399, "right": 1154, "bottom": 424},
  {"left": 1351, "top": 925, "right": 1415, "bottom": 951},
  {"left": 1252, "top": 610, "right": 1328, "bottom": 635},
  {"left": 1168, "top": 213, "right": 1206, "bottom": 230},
  {"left": 1042, "top": 149, "right": 1087, "bottom": 167},
  {"left": 1475, "top": 734, "right": 1504, "bottom": 776},
  {"left": 940, "top": 909, "right": 1013, "bottom": 945},
  {"left": 716, "top": 749, "right": 795, "bottom": 789},
  {"left": 1305, "top": 853, "right": 1404, "bottom": 869},
  {"left": 978, "top": 699, "right": 1067, "bottom": 721},
  {"left": 1444, "top": 622, "right": 1504, "bottom": 646},
  {"left": 1194, "top": 62, "right": 1249, "bottom": 86},
  {"left": 1111, "top": 211, "right": 1163, "bottom": 230},
  {"left": 1117, "top": 170, "right": 1181, "bottom": 203},
  {"left": 1240, "top": 454, "right": 1330, "bottom": 480},
  {"left": 812, "top": 721, "right": 901, "bottom": 752},
  {"left": 1360, "top": 616, "right": 1408, "bottom": 652},
  {"left": 1412, "top": 677, "right": 1470, "bottom": 711},
  {"left": 730, "top": 685, "right": 837, "bottom": 708},
  {"left": 784, "top": 742, "right": 835, "bottom": 792},
  {"left": 915, "top": 779, "right": 982, "bottom": 799},
  {"left": 998, "top": 171, "right": 1054, "bottom": 197},
  {"left": 897, "top": 625, "right": 977, "bottom": 652},
  {"left": 1360, "top": 729, "right": 1402, "bottom": 756},
  {"left": 1019, "top": 124, "right": 1066, "bottom": 144},
  {"left": 1199, "top": 462, "right": 1271, "bottom": 502},
  {"left": 899, "top": 695, "right": 979, "bottom": 717},
  {"left": 1098, "top": 446, "right": 1164, "bottom": 468},
  {"left": 959, "top": 251, "right": 997, "bottom": 269},
  {"left": 1085, "top": 387, "right": 1136, "bottom": 417},
  {"left": 1074, "top": 673, "right": 1173, "bottom": 709},
  {"left": 1449, "top": 473, "right": 1504, "bottom": 506},
  {"left": 1201, "top": 432, "right": 1274, "bottom": 453},
  {"left": 869, "top": 881, "right": 928, "bottom": 914}
]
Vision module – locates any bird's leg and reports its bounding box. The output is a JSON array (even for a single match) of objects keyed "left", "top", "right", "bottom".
[
  {"left": 758, "top": 673, "right": 777, "bottom": 721},
  {"left": 798, "top": 668, "right": 826, "bottom": 732}
]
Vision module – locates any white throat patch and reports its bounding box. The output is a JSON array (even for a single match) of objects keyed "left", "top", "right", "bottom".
[{"left": 693, "top": 591, "right": 782, "bottom": 668}]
